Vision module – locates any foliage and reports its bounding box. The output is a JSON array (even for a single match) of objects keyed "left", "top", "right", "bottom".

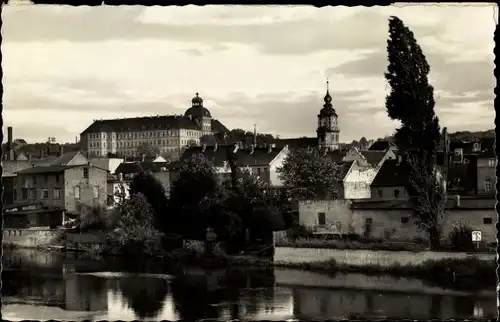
[
  {"left": 106, "top": 193, "right": 162, "bottom": 256},
  {"left": 75, "top": 203, "right": 109, "bottom": 231},
  {"left": 448, "top": 220, "right": 474, "bottom": 252},
  {"left": 169, "top": 153, "right": 239, "bottom": 241},
  {"left": 129, "top": 171, "right": 169, "bottom": 231},
  {"left": 384, "top": 16, "right": 445, "bottom": 250},
  {"left": 277, "top": 237, "right": 426, "bottom": 252},
  {"left": 136, "top": 142, "right": 159, "bottom": 158},
  {"left": 277, "top": 147, "right": 343, "bottom": 200}
]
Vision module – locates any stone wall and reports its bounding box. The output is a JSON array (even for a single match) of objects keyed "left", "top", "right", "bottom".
[
  {"left": 3, "top": 228, "right": 62, "bottom": 248},
  {"left": 298, "top": 199, "right": 497, "bottom": 244},
  {"left": 274, "top": 247, "right": 495, "bottom": 267}
]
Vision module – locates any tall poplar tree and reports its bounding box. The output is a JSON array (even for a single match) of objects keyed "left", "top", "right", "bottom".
[{"left": 385, "top": 16, "right": 445, "bottom": 249}]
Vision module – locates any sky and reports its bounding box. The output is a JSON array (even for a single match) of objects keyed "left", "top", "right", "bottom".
[{"left": 2, "top": 3, "right": 497, "bottom": 143}]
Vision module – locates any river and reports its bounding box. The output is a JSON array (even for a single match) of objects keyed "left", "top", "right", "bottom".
[{"left": 2, "top": 248, "right": 496, "bottom": 320}]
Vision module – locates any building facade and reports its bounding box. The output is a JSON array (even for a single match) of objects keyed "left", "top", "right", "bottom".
[
  {"left": 80, "top": 93, "right": 229, "bottom": 160},
  {"left": 14, "top": 164, "right": 109, "bottom": 216}
]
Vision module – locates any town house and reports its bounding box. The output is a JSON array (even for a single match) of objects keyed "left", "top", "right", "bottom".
[{"left": 14, "top": 163, "right": 109, "bottom": 221}]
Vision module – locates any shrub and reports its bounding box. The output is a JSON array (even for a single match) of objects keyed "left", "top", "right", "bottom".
[{"left": 449, "top": 221, "right": 473, "bottom": 252}]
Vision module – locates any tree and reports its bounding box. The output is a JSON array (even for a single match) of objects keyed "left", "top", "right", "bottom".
[
  {"left": 129, "top": 171, "right": 169, "bottom": 232},
  {"left": 385, "top": 16, "right": 445, "bottom": 250},
  {"left": 106, "top": 193, "right": 162, "bottom": 256},
  {"left": 136, "top": 143, "right": 159, "bottom": 158},
  {"left": 277, "top": 147, "right": 343, "bottom": 200},
  {"left": 169, "top": 153, "right": 239, "bottom": 241}
]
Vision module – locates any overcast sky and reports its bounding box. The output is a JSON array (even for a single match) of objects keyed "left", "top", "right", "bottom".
[{"left": 3, "top": 4, "right": 496, "bottom": 143}]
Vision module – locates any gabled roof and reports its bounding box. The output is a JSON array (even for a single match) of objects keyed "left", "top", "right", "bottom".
[
  {"left": 2, "top": 160, "right": 33, "bottom": 177},
  {"left": 50, "top": 151, "right": 84, "bottom": 166},
  {"left": 368, "top": 139, "right": 394, "bottom": 151},
  {"left": 371, "top": 160, "right": 405, "bottom": 187},
  {"left": 361, "top": 151, "right": 387, "bottom": 166},
  {"left": 339, "top": 160, "right": 355, "bottom": 180}
]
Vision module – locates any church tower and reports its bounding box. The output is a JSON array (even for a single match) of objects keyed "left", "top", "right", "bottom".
[{"left": 316, "top": 80, "right": 340, "bottom": 151}]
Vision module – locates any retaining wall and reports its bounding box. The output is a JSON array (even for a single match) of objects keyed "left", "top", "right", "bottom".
[
  {"left": 274, "top": 247, "right": 495, "bottom": 267},
  {"left": 3, "top": 228, "right": 62, "bottom": 248}
]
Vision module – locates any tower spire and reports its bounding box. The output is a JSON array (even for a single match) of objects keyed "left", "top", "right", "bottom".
[{"left": 326, "top": 78, "right": 330, "bottom": 94}]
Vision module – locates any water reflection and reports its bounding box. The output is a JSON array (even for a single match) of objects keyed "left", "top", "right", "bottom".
[{"left": 2, "top": 248, "right": 497, "bottom": 320}]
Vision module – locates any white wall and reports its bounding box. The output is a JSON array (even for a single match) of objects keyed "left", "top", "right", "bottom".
[
  {"left": 343, "top": 162, "right": 378, "bottom": 200},
  {"left": 269, "top": 146, "right": 288, "bottom": 187}
]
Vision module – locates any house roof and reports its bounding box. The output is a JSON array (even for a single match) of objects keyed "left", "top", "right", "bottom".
[
  {"left": 274, "top": 137, "right": 317, "bottom": 149},
  {"left": 115, "top": 161, "right": 171, "bottom": 174},
  {"left": 371, "top": 160, "right": 405, "bottom": 187},
  {"left": 2, "top": 160, "right": 33, "bottom": 176},
  {"left": 449, "top": 137, "right": 495, "bottom": 158},
  {"left": 368, "top": 139, "right": 394, "bottom": 151},
  {"left": 16, "top": 164, "right": 108, "bottom": 175},
  {"left": 50, "top": 151, "right": 82, "bottom": 166},
  {"left": 361, "top": 151, "right": 387, "bottom": 166},
  {"left": 339, "top": 161, "right": 355, "bottom": 180},
  {"left": 180, "top": 145, "right": 283, "bottom": 167},
  {"left": 80, "top": 115, "right": 228, "bottom": 135}
]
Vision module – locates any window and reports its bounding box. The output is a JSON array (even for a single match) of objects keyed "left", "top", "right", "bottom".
[
  {"left": 484, "top": 178, "right": 493, "bottom": 192},
  {"left": 318, "top": 212, "right": 326, "bottom": 226},
  {"left": 93, "top": 186, "right": 99, "bottom": 199},
  {"left": 29, "top": 188, "right": 36, "bottom": 200},
  {"left": 33, "top": 176, "right": 37, "bottom": 185},
  {"left": 377, "top": 189, "right": 383, "bottom": 198},
  {"left": 488, "top": 158, "right": 497, "bottom": 167},
  {"left": 44, "top": 175, "right": 48, "bottom": 184},
  {"left": 83, "top": 168, "right": 89, "bottom": 179},
  {"left": 257, "top": 168, "right": 261, "bottom": 176},
  {"left": 21, "top": 188, "right": 28, "bottom": 200},
  {"left": 394, "top": 189, "right": 400, "bottom": 198},
  {"left": 55, "top": 174, "right": 60, "bottom": 183},
  {"left": 401, "top": 216, "right": 409, "bottom": 224},
  {"left": 483, "top": 217, "right": 493, "bottom": 225},
  {"left": 40, "top": 189, "right": 49, "bottom": 200},
  {"left": 13, "top": 189, "right": 17, "bottom": 201},
  {"left": 74, "top": 186, "right": 81, "bottom": 199},
  {"left": 473, "top": 142, "right": 481, "bottom": 152},
  {"left": 53, "top": 188, "right": 61, "bottom": 199}
]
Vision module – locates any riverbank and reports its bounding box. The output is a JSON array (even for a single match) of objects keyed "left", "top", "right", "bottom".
[{"left": 5, "top": 243, "right": 495, "bottom": 293}]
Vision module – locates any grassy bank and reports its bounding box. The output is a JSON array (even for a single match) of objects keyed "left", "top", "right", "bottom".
[{"left": 276, "top": 237, "right": 427, "bottom": 252}]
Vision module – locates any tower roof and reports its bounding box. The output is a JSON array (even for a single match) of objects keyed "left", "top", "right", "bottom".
[
  {"left": 319, "top": 80, "right": 337, "bottom": 117},
  {"left": 185, "top": 92, "right": 212, "bottom": 118}
]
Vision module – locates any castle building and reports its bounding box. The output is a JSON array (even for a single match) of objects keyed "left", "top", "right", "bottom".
[
  {"left": 316, "top": 80, "right": 340, "bottom": 151},
  {"left": 80, "top": 93, "right": 229, "bottom": 160}
]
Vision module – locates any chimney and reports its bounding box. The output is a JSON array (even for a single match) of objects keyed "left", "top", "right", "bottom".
[
  {"left": 214, "top": 142, "right": 218, "bottom": 152},
  {"left": 250, "top": 145, "right": 255, "bottom": 155},
  {"left": 233, "top": 144, "right": 239, "bottom": 154},
  {"left": 253, "top": 124, "right": 257, "bottom": 147},
  {"left": 59, "top": 145, "right": 64, "bottom": 157},
  {"left": 7, "top": 126, "right": 14, "bottom": 161},
  {"left": 202, "top": 144, "right": 207, "bottom": 153}
]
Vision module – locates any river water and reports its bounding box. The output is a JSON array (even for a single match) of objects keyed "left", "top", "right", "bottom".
[{"left": 2, "top": 248, "right": 496, "bottom": 320}]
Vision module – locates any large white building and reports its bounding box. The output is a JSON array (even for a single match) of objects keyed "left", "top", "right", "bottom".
[{"left": 80, "top": 93, "right": 229, "bottom": 159}]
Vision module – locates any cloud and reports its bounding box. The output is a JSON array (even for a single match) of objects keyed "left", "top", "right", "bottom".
[
  {"left": 3, "top": 6, "right": 444, "bottom": 56},
  {"left": 329, "top": 50, "right": 494, "bottom": 110}
]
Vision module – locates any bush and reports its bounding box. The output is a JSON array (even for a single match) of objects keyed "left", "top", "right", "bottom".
[
  {"left": 449, "top": 221, "right": 473, "bottom": 252},
  {"left": 276, "top": 237, "right": 425, "bottom": 252},
  {"left": 75, "top": 203, "right": 109, "bottom": 231}
]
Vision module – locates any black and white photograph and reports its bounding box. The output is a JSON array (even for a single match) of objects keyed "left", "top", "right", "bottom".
[{"left": 1, "top": 3, "right": 498, "bottom": 321}]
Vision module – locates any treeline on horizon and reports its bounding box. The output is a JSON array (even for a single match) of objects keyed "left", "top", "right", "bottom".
[{"left": 5, "top": 128, "right": 495, "bottom": 150}]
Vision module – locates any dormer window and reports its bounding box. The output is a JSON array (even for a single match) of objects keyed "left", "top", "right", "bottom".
[{"left": 473, "top": 142, "right": 481, "bottom": 152}]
